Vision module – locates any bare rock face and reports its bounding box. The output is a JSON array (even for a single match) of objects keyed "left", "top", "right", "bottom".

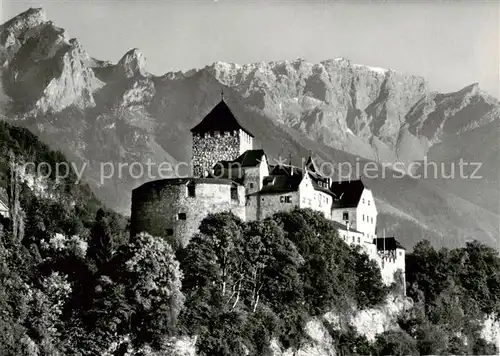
[
  {"left": 34, "top": 39, "right": 103, "bottom": 113},
  {"left": 114, "top": 48, "right": 148, "bottom": 79},
  {"left": 1, "top": 8, "right": 499, "bottom": 248},
  {"left": 0, "top": 8, "right": 46, "bottom": 65},
  {"left": 200, "top": 58, "right": 431, "bottom": 162},
  {"left": 1, "top": 9, "right": 102, "bottom": 114}
]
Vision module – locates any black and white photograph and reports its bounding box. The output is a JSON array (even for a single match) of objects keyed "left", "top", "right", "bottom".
[{"left": 0, "top": 0, "right": 499, "bottom": 355}]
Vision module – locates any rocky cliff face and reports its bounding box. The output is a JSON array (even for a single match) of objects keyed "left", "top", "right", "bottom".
[
  {"left": 1, "top": 8, "right": 499, "bottom": 249},
  {"left": 1, "top": 10, "right": 102, "bottom": 114}
]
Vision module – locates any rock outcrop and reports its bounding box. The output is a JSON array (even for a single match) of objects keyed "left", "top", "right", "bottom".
[
  {"left": 114, "top": 48, "right": 148, "bottom": 79},
  {"left": 1, "top": 8, "right": 499, "bottom": 249},
  {"left": 1, "top": 9, "right": 102, "bottom": 113}
]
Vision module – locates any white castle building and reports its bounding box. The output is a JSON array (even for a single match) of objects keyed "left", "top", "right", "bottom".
[
  {"left": 131, "top": 98, "right": 405, "bottom": 287},
  {"left": 0, "top": 189, "right": 9, "bottom": 220}
]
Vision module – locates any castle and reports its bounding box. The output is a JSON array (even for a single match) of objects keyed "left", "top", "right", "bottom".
[{"left": 131, "top": 98, "right": 405, "bottom": 287}]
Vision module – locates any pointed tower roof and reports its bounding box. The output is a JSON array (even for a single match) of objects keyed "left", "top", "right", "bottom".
[
  {"left": 190, "top": 100, "right": 254, "bottom": 137},
  {"left": 305, "top": 154, "right": 320, "bottom": 173}
]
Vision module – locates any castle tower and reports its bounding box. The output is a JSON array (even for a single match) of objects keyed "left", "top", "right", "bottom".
[{"left": 190, "top": 98, "right": 254, "bottom": 177}]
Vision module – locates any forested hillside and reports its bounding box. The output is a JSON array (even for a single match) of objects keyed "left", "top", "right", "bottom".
[{"left": 0, "top": 122, "right": 497, "bottom": 355}]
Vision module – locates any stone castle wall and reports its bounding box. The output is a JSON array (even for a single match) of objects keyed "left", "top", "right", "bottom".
[
  {"left": 192, "top": 130, "right": 243, "bottom": 177},
  {"left": 131, "top": 179, "right": 246, "bottom": 248}
]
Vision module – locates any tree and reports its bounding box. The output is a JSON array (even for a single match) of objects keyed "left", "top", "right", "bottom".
[
  {"left": 415, "top": 323, "right": 448, "bottom": 355},
  {"left": 352, "top": 246, "right": 387, "bottom": 307},
  {"left": 87, "top": 208, "right": 129, "bottom": 272},
  {"left": 274, "top": 208, "right": 360, "bottom": 314},
  {"left": 472, "top": 337, "right": 498, "bottom": 355},
  {"left": 180, "top": 213, "right": 245, "bottom": 311},
  {"left": 373, "top": 330, "right": 418, "bottom": 356},
  {"left": 243, "top": 219, "right": 304, "bottom": 312},
  {"left": 119, "top": 232, "right": 185, "bottom": 350}
]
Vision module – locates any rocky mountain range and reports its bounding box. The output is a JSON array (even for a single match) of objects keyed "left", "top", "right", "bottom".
[{"left": 0, "top": 8, "right": 498, "bottom": 249}]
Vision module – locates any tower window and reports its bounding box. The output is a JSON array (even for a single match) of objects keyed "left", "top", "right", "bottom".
[
  {"left": 368, "top": 200, "right": 370, "bottom": 206},
  {"left": 357, "top": 237, "right": 360, "bottom": 243},
  {"left": 343, "top": 212, "right": 349, "bottom": 221},
  {"left": 178, "top": 213, "right": 187, "bottom": 220},
  {"left": 231, "top": 186, "right": 238, "bottom": 200},
  {"left": 187, "top": 184, "right": 196, "bottom": 197},
  {"left": 249, "top": 182, "right": 254, "bottom": 189}
]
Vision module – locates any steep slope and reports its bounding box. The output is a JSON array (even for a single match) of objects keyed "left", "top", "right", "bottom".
[{"left": 0, "top": 8, "right": 498, "bottom": 249}]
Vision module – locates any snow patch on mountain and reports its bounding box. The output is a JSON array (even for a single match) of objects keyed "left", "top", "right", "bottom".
[{"left": 352, "top": 63, "right": 390, "bottom": 76}]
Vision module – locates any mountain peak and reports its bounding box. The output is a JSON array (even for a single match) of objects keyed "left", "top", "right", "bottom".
[
  {"left": 10, "top": 7, "right": 45, "bottom": 23},
  {"left": 114, "top": 48, "right": 148, "bottom": 78},
  {"left": 0, "top": 7, "right": 47, "bottom": 64}
]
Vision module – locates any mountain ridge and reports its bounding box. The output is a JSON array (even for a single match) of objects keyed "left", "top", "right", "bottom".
[{"left": 0, "top": 8, "right": 498, "bottom": 249}]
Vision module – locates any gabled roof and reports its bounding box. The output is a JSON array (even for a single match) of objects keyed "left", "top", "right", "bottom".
[
  {"left": 232, "top": 149, "right": 266, "bottom": 167},
  {"left": 190, "top": 100, "right": 254, "bottom": 137},
  {"left": 255, "top": 164, "right": 333, "bottom": 196},
  {"left": 330, "top": 180, "right": 365, "bottom": 208},
  {"left": 258, "top": 174, "right": 303, "bottom": 195},
  {"left": 373, "top": 237, "right": 405, "bottom": 251},
  {"left": 212, "top": 150, "right": 266, "bottom": 183}
]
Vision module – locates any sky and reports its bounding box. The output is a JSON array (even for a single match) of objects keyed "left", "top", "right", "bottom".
[{"left": 2, "top": 0, "right": 499, "bottom": 97}]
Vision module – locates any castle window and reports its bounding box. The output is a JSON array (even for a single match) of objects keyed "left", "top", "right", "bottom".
[
  {"left": 231, "top": 186, "right": 238, "bottom": 201},
  {"left": 178, "top": 213, "right": 187, "bottom": 220},
  {"left": 166, "top": 229, "right": 174, "bottom": 236},
  {"left": 249, "top": 182, "right": 254, "bottom": 189},
  {"left": 357, "top": 237, "right": 360, "bottom": 243},
  {"left": 352, "top": 236, "right": 355, "bottom": 243},
  {"left": 187, "top": 183, "right": 196, "bottom": 197},
  {"left": 399, "top": 251, "right": 402, "bottom": 256},
  {"left": 368, "top": 200, "right": 370, "bottom": 206},
  {"left": 343, "top": 212, "right": 349, "bottom": 221},
  {"left": 362, "top": 198, "right": 365, "bottom": 204},
  {"left": 362, "top": 214, "right": 365, "bottom": 221}
]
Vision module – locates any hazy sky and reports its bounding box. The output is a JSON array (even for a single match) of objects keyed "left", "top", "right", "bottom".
[{"left": 3, "top": 0, "right": 499, "bottom": 97}]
